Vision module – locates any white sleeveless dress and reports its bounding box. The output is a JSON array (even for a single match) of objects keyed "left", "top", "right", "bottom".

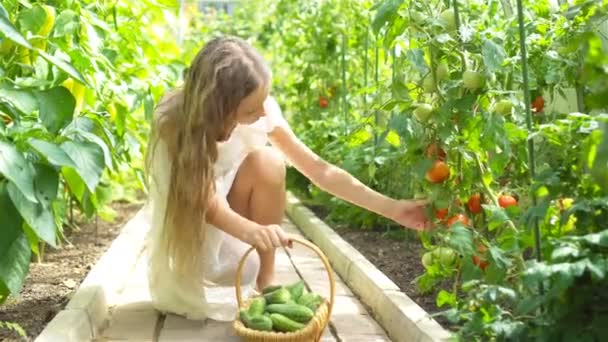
[{"left": 142, "top": 96, "right": 288, "bottom": 321}]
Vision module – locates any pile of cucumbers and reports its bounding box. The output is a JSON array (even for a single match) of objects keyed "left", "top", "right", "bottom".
[{"left": 239, "top": 280, "right": 325, "bottom": 333}]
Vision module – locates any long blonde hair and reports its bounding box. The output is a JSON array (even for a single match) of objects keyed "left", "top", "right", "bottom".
[{"left": 146, "top": 36, "right": 271, "bottom": 278}]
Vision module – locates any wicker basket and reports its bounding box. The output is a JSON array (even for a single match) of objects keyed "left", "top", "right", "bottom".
[{"left": 233, "top": 237, "right": 335, "bottom": 342}]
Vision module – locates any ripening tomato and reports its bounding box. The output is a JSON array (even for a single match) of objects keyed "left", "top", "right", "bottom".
[
  {"left": 498, "top": 195, "right": 517, "bottom": 208},
  {"left": 446, "top": 214, "right": 470, "bottom": 227},
  {"left": 472, "top": 255, "right": 489, "bottom": 270},
  {"left": 467, "top": 194, "right": 482, "bottom": 214},
  {"left": 531, "top": 95, "right": 544, "bottom": 113},
  {"left": 426, "top": 143, "right": 447, "bottom": 161},
  {"left": 435, "top": 208, "right": 448, "bottom": 221},
  {"left": 319, "top": 96, "right": 329, "bottom": 108},
  {"left": 425, "top": 161, "right": 450, "bottom": 183}
]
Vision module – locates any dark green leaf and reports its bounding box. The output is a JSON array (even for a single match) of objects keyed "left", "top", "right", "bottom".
[
  {"left": 406, "top": 49, "right": 428, "bottom": 75},
  {"left": 144, "top": 91, "right": 154, "bottom": 122},
  {"left": 446, "top": 225, "right": 474, "bottom": 256},
  {"left": 482, "top": 205, "right": 509, "bottom": 231},
  {"left": 590, "top": 123, "right": 608, "bottom": 192},
  {"left": 37, "top": 87, "right": 76, "bottom": 134},
  {"left": 61, "top": 166, "right": 85, "bottom": 201},
  {"left": 482, "top": 39, "right": 507, "bottom": 73},
  {"left": 371, "top": 0, "right": 404, "bottom": 34},
  {"left": 0, "top": 141, "right": 37, "bottom": 202},
  {"left": 581, "top": 230, "right": 608, "bottom": 247},
  {"left": 488, "top": 246, "right": 512, "bottom": 269},
  {"left": 489, "top": 320, "right": 525, "bottom": 338},
  {"left": 17, "top": 5, "right": 46, "bottom": 34},
  {"left": 28, "top": 138, "right": 77, "bottom": 168},
  {"left": 7, "top": 165, "right": 57, "bottom": 247},
  {"left": 0, "top": 183, "right": 31, "bottom": 296},
  {"left": 60, "top": 141, "right": 104, "bottom": 192},
  {"left": 550, "top": 244, "right": 581, "bottom": 261},
  {"left": 37, "top": 50, "right": 89, "bottom": 86},
  {"left": 0, "top": 83, "right": 38, "bottom": 115},
  {"left": 53, "top": 10, "right": 79, "bottom": 37},
  {"left": 0, "top": 5, "right": 32, "bottom": 49},
  {"left": 516, "top": 293, "right": 545, "bottom": 315}
]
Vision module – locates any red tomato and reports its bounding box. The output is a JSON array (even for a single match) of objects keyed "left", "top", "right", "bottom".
[
  {"left": 435, "top": 208, "right": 448, "bottom": 221},
  {"left": 531, "top": 95, "right": 544, "bottom": 113},
  {"left": 498, "top": 195, "right": 517, "bottom": 208},
  {"left": 467, "top": 194, "right": 482, "bottom": 214},
  {"left": 425, "top": 161, "right": 450, "bottom": 183},
  {"left": 319, "top": 96, "right": 329, "bottom": 108},
  {"left": 472, "top": 255, "right": 489, "bottom": 270},
  {"left": 426, "top": 143, "right": 447, "bottom": 161},
  {"left": 446, "top": 214, "right": 470, "bottom": 227}
]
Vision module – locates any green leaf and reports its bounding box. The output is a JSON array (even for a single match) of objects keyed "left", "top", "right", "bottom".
[
  {"left": 482, "top": 39, "right": 507, "bottom": 73},
  {"left": 488, "top": 246, "right": 512, "bottom": 269},
  {"left": 516, "top": 293, "right": 546, "bottom": 315},
  {"left": 0, "top": 140, "right": 37, "bottom": 202},
  {"left": 406, "top": 49, "right": 428, "bottom": 75},
  {"left": 37, "top": 50, "right": 89, "bottom": 87},
  {"left": 590, "top": 123, "right": 608, "bottom": 192},
  {"left": 483, "top": 205, "right": 509, "bottom": 231},
  {"left": 0, "top": 4, "right": 32, "bottom": 49},
  {"left": 60, "top": 141, "right": 104, "bottom": 192},
  {"left": 75, "top": 131, "right": 113, "bottom": 171},
  {"left": 7, "top": 165, "right": 58, "bottom": 247},
  {"left": 446, "top": 225, "right": 474, "bottom": 256},
  {"left": 489, "top": 320, "right": 524, "bottom": 338},
  {"left": 144, "top": 91, "right": 154, "bottom": 122},
  {"left": 551, "top": 244, "right": 581, "bottom": 261},
  {"left": 17, "top": 5, "right": 46, "bottom": 34},
  {"left": 37, "top": 87, "right": 76, "bottom": 134},
  {"left": 581, "top": 230, "right": 608, "bottom": 247},
  {"left": 61, "top": 166, "right": 85, "bottom": 201},
  {"left": 0, "top": 183, "right": 31, "bottom": 296},
  {"left": 53, "top": 10, "right": 79, "bottom": 37},
  {"left": 436, "top": 289, "right": 456, "bottom": 307},
  {"left": 28, "top": 138, "right": 77, "bottom": 168},
  {"left": 0, "top": 83, "right": 38, "bottom": 115},
  {"left": 371, "top": 0, "right": 404, "bottom": 34}
]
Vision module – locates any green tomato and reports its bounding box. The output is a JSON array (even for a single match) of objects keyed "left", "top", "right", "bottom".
[
  {"left": 462, "top": 71, "right": 485, "bottom": 90},
  {"left": 494, "top": 100, "right": 513, "bottom": 115},
  {"left": 414, "top": 104, "right": 433, "bottom": 122},
  {"left": 439, "top": 9, "right": 456, "bottom": 30},
  {"left": 410, "top": 10, "right": 425, "bottom": 25},
  {"left": 432, "top": 247, "right": 457, "bottom": 267},
  {"left": 422, "top": 252, "right": 433, "bottom": 269},
  {"left": 436, "top": 61, "right": 449, "bottom": 81},
  {"left": 422, "top": 75, "right": 435, "bottom": 93}
]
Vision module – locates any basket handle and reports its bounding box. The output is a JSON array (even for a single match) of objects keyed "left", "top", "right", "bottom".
[{"left": 235, "top": 236, "right": 335, "bottom": 326}]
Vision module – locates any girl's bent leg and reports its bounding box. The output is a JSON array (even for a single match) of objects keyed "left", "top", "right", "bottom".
[{"left": 227, "top": 146, "right": 287, "bottom": 290}]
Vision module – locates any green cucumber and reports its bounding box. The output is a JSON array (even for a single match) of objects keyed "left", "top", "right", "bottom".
[
  {"left": 285, "top": 280, "right": 306, "bottom": 301},
  {"left": 269, "top": 313, "right": 305, "bottom": 332},
  {"left": 261, "top": 284, "right": 282, "bottom": 294},
  {"left": 248, "top": 296, "right": 266, "bottom": 316},
  {"left": 266, "top": 303, "right": 314, "bottom": 323},
  {"left": 264, "top": 287, "right": 291, "bottom": 304}
]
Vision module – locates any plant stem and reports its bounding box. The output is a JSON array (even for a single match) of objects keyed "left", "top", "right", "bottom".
[{"left": 515, "top": 0, "right": 542, "bottom": 266}]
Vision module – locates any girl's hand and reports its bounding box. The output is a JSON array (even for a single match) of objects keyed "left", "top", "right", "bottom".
[
  {"left": 389, "top": 199, "right": 431, "bottom": 231},
  {"left": 244, "top": 223, "right": 293, "bottom": 252}
]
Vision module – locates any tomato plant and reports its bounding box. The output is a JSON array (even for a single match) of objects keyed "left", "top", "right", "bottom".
[{"left": 259, "top": 0, "right": 608, "bottom": 339}]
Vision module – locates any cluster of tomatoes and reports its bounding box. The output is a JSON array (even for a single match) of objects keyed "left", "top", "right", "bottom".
[{"left": 423, "top": 142, "right": 518, "bottom": 272}]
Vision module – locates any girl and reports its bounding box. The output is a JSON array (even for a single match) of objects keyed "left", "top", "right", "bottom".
[{"left": 144, "top": 36, "right": 429, "bottom": 322}]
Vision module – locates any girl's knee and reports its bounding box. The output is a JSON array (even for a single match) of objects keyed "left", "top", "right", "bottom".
[{"left": 245, "top": 147, "right": 286, "bottom": 186}]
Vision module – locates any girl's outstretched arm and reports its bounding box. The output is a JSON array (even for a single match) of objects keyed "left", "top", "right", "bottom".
[{"left": 268, "top": 126, "right": 429, "bottom": 231}]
